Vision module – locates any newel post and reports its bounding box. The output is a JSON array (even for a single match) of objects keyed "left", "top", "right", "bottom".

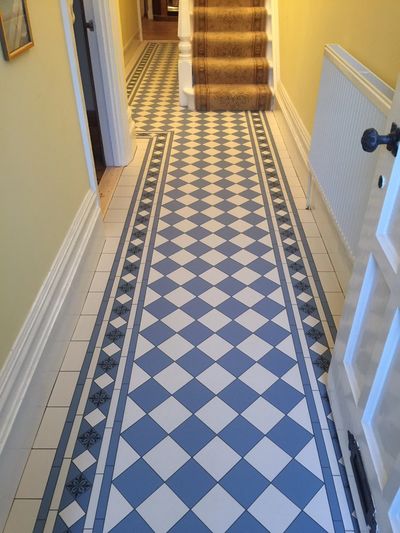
[{"left": 178, "top": 0, "right": 193, "bottom": 107}]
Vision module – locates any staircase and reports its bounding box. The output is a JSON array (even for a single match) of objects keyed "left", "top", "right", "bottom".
[{"left": 178, "top": 0, "right": 277, "bottom": 111}]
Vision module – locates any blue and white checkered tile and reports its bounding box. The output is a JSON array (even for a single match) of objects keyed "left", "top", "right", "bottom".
[{"left": 34, "top": 43, "right": 359, "bottom": 532}]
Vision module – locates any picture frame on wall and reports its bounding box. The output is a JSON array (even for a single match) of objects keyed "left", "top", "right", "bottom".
[{"left": 0, "top": 0, "right": 33, "bottom": 60}]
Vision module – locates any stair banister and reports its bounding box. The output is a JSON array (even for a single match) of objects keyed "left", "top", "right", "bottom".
[{"left": 178, "top": 0, "right": 193, "bottom": 107}]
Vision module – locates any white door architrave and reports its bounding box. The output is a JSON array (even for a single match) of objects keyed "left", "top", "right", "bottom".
[{"left": 61, "top": 0, "right": 136, "bottom": 192}]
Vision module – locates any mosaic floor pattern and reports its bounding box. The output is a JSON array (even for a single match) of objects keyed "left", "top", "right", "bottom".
[{"left": 34, "top": 43, "right": 358, "bottom": 533}]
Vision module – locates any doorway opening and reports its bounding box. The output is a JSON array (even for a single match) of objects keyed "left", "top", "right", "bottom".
[
  {"left": 73, "top": 0, "right": 106, "bottom": 183},
  {"left": 142, "top": 0, "right": 178, "bottom": 40}
]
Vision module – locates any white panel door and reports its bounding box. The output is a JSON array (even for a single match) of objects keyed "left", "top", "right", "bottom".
[{"left": 329, "top": 77, "right": 400, "bottom": 533}]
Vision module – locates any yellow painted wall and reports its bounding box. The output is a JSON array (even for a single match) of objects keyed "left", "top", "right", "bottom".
[
  {"left": 0, "top": 2, "right": 91, "bottom": 366},
  {"left": 278, "top": 0, "right": 400, "bottom": 133},
  {"left": 119, "top": 0, "right": 140, "bottom": 50}
]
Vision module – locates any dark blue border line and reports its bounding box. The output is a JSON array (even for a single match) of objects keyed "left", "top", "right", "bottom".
[
  {"left": 259, "top": 112, "right": 359, "bottom": 531},
  {"left": 92, "top": 131, "right": 174, "bottom": 532},
  {"left": 126, "top": 42, "right": 153, "bottom": 81},
  {"left": 246, "top": 112, "right": 346, "bottom": 532},
  {"left": 33, "top": 138, "right": 155, "bottom": 533},
  {"left": 127, "top": 43, "right": 159, "bottom": 104},
  {"left": 260, "top": 113, "right": 337, "bottom": 339},
  {"left": 51, "top": 133, "right": 166, "bottom": 531}
]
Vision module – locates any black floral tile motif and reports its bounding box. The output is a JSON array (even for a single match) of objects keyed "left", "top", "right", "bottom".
[
  {"left": 66, "top": 474, "right": 91, "bottom": 498},
  {"left": 78, "top": 428, "right": 101, "bottom": 449}
]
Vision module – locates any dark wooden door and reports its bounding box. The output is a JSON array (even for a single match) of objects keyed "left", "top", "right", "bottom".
[{"left": 73, "top": 0, "right": 106, "bottom": 183}]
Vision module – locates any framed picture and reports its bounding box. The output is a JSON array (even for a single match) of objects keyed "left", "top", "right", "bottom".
[{"left": 0, "top": 0, "right": 33, "bottom": 60}]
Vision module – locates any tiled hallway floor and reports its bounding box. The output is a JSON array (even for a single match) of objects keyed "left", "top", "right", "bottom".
[{"left": 5, "top": 44, "right": 358, "bottom": 533}]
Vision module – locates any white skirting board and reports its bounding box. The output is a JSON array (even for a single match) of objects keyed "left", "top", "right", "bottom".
[
  {"left": 0, "top": 190, "right": 103, "bottom": 530},
  {"left": 274, "top": 82, "right": 354, "bottom": 292}
]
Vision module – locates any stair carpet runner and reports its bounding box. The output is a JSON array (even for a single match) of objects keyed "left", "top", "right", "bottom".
[{"left": 193, "top": 0, "right": 271, "bottom": 111}]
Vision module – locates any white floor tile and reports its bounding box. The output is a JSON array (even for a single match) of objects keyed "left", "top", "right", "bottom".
[
  {"left": 237, "top": 335, "right": 273, "bottom": 362},
  {"left": 48, "top": 372, "right": 79, "bottom": 407},
  {"left": 196, "top": 398, "right": 237, "bottom": 433},
  {"left": 197, "top": 364, "right": 235, "bottom": 394},
  {"left": 3, "top": 499, "right": 41, "bottom": 533},
  {"left": 249, "top": 485, "right": 300, "bottom": 532},
  {"left": 318, "top": 271, "right": 342, "bottom": 293},
  {"left": 109, "top": 196, "right": 131, "bottom": 210},
  {"left": 245, "top": 437, "right": 291, "bottom": 481},
  {"left": 16, "top": 449, "right": 56, "bottom": 499},
  {"left": 34, "top": 407, "right": 68, "bottom": 449},
  {"left": 89, "top": 271, "right": 110, "bottom": 292},
  {"left": 154, "top": 363, "right": 192, "bottom": 393},
  {"left": 113, "top": 185, "right": 135, "bottom": 198},
  {"left": 61, "top": 341, "right": 89, "bottom": 371},
  {"left": 304, "top": 486, "right": 335, "bottom": 532},
  {"left": 326, "top": 291, "right": 345, "bottom": 316},
  {"left": 144, "top": 437, "right": 190, "bottom": 480},
  {"left": 198, "top": 335, "right": 233, "bottom": 360},
  {"left": 149, "top": 397, "right": 191, "bottom": 433},
  {"left": 193, "top": 485, "right": 244, "bottom": 533},
  {"left": 103, "top": 485, "right": 133, "bottom": 532},
  {"left": 96, "top": 253, "right": 115, "bottom": 272},
  {"left": 312, "top": 253, "right": 334, "bottom": 272},
  {"left": 104, "top": 210, "right": 128, "bottom": 223},
  {"left": 302, "top": 222, "right": 321, "bottom": 238},
  {"left": 239, "top": 364, "right": 277, "bottom": 393},
  {"left": 81, "top": 292, "right": 104, "bottom": 315},
  {"left": 137, "top": 485, "right": 188, "bottom": 533},
  {"left": 72, "top": 315, "right": 97, "bottom": 341},
  {"left": 103, "top": 222, "right": 124, "bottom": 237},
  {"left": 242, "top": 397, "right": 284, "bottom": 433},
  {"left": 194, "top": 437, "right": 240, "bottom": 481}
]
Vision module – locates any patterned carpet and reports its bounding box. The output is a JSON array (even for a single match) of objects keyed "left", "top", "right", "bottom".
[
  {"left": 33, "top": 43, "right": 358, "bottom": 532},
  {"left": 193, "top": 0, "right": 271, "bottom": 111}
]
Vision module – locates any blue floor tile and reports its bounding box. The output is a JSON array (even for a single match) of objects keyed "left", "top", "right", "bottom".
[
  {"left": 273, "top": 460, "right": 323, "bottom": 508},
  {"left": 131, "top": 379, "right": 170, "bottom": 413},
  {"left": 267, "top": 417, "right": 313, "bottom": 457},
  {"left": 219, "top": 350, "right": 255, "bottom": 377},
  {"left": 167, "top": 460, "right": 215, "bottom": 507},
  {"left": 170, "top": 511, "right": 211, "bottom": 532},
  {"left": 171, "top": 416, "right": 215, "bottom": 455},
  {"left": 174, "top": 379, "right": 214, "bottom": 412},
  {"left": 179, "top": 349, "right": 214, "bottom": 377},
  {"left": 113, "top": 459, "right": 163, "bottom": 507},
  {"left": 228, "top": 511, "right": 269, "bottom": 532},
  {"left": 122, "top": 416, "right": 166, "bottom": 455},
  {"left": 219, "top": 380, "right": 258, "bottom": 413},
  {"left": 262, "top": 380, "right": 304, "bottom": 414},
  {"left": 221, "top": 460, "right": 269, "bottom": 507},
  {"left": 220, "top": 416, "right": 264, "bottom": 456}
]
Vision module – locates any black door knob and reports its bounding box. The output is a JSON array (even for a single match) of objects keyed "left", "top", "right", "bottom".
[
  {"left": 85, "top": 19, "right": 95, "bottom": 32},
  {"left": 361, "top": 122, "right": 400, "bottom": 157}
]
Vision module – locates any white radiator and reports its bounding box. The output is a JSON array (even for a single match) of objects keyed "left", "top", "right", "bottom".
[{"left": 309, "top": 45, "right": 394, "bottom": 257}]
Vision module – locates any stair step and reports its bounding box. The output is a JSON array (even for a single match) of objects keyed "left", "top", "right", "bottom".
[
  {"left": 193, "top": 57, "right": 269, "bottom": 85},
  {"left": 193, "top": 7, "right": 267, "bottom": 32},
  {"left": 195, "top": 84, "right": 272, "bottom": 111},
  {"left": 193, "top": 31, "right": 267, "bottom": 58}
]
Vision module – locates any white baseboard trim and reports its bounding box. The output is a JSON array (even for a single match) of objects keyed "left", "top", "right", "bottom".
[
  {"left": 124, "top": 31, "right": 141, "bottom": 55},
  {"left": 275, "top": 82, "right": 354, "bottom": 292},
  {"left": 0, "top": 190, "right": 101, "bottom": 527},
  {"left": 276, "top": 81, "right": 311, "bottom": 176}
]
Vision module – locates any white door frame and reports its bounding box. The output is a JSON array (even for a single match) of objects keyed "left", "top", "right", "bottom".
[{"left": 60, "top": 0, "right": 136, "bottom": 193}]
